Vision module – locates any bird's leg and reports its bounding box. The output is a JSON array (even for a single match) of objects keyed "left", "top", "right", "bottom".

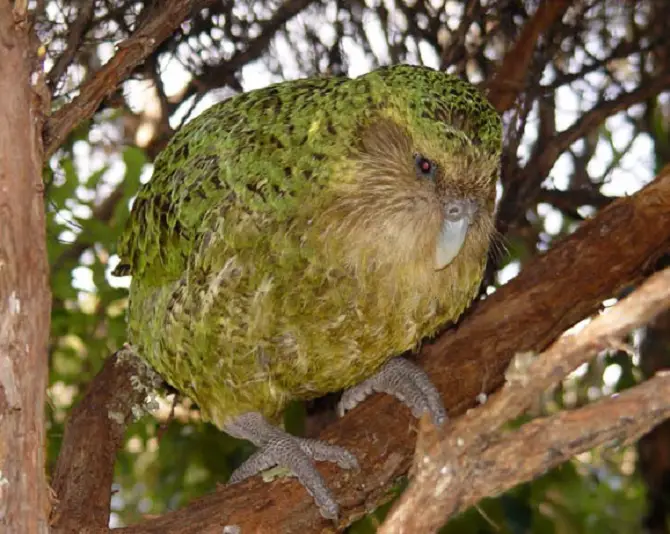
[
  {"left": 337, "top": 357, "right": 447, "bottom": 425},
  {"left": 224, "top": 412, "right": 358, "bottom": 520}
]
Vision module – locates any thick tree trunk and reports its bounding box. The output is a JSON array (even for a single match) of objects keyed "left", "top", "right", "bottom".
[{"left": 0, "top": 4, "right": 51, "bottom": 533}]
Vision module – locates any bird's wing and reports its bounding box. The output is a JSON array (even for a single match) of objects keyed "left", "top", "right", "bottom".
[{"left": 113, "top": 76, "right": 353, "bottom": 284}]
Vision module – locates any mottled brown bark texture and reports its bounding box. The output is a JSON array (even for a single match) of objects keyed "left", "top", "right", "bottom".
[
  {"left": 50, "top": 349, "right": 154, "bottom": 533},
  {"left": 0, "top": 3, "right": 51, "bottom": 533},
  {"left": 381, "top": 268, "right": 670, "bottom": 532}
]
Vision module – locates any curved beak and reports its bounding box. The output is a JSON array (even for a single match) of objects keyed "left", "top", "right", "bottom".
[{"left": 434, "top": 199, "right": 476, "bottom": 270}]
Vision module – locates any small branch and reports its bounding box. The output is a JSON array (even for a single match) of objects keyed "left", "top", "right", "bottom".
[
  {"left": 42, "top": 0, "right": 216, "bottom": 159},
  {"left": 547, "top": 72, "right": 670, "bottom": 163},
  {"left": 381, "top": 372, "right": 670, "bottom": 533},
  {"left": 51, "top": 182, "right": 126, "bottom": 272},
  {"left": 381, "top": 268, "right": 670, "bottom": 532},
  {"left": 546, "top": 38, "right": 664, "bottom": 92},
  {"left": 50, "top": 348, "right": 155, "bottom": 533},
  {"left": 177, "top": 0, "right": 314, "bottom": 105},
  {"left": 439, "top": 0, "right": 482, "bottom": 70},
  {"left": 47, "top": 1, "right": 96, "bottom": 91},
  {"left": 467, "top": 266, "right": 670, "bottom": 439},
  {"left": 486, "top": 0, "right": 572, "bottom": 113},
  {"left": 497, "top": 70, "right": 670, "bottom": 232},
  {"left": 536, "top": 187, "right": 614, "bottom": 212}
]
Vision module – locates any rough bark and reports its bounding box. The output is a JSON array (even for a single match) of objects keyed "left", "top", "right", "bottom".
[
  {"left": 381, "top": 268, "right": 670, "bottom": 532},
  {"left": 50, "top": 349, "right": 154, "bottom": 533},
  {"left": 0, "top": 3, "right": 51, "bottom": 533}
]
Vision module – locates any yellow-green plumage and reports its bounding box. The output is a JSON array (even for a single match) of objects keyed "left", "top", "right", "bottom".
[{"left": 114, "top": 65, "right": 502, "bottom": 428}]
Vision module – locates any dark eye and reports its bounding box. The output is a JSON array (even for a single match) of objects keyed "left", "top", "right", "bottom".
[{"left": 414, "top": 153, "right": 437, "bottom": 180}]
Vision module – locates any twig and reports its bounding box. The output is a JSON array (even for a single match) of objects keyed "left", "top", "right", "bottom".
[
  {"left": 486, "top": 0, "right": 572, "bottom": 113},
  {"left": 176, "top": 0, "right": 314, "bottom": 106},
  {"left": 440, "top": 0, "right": 482, "bottom": 70},
  {"left": 547, "top": 72, "right": 670, "bottom": 164},
  {"left": 497, "top": 71, "right": 670, "bottom": 232},
  {"left": 43, "top": 0, "right": 217, "bottom": 159},
  {"left": 47, "top": 1, "right": 96, "bottom": 90},
  {"left": 537, "top": 188, "right": 614, "bottom": 212}
]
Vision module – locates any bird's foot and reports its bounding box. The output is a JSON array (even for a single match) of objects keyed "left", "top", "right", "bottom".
[
  {"left": 337, "top": 357, "right": 447, "bottom": 426},
  {"left": 224, "top": 412, "right": 358, "bottom": 520}
]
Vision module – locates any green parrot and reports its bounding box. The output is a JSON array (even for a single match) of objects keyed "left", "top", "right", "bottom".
[{"left": 113, "top": 64, "right": 502, "bottom": 519}]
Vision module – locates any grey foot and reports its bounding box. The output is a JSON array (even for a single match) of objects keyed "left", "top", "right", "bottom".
[
  {"left": 224, "top": 412, "right": 358, "bottom": 520},
  {"left": 338, "top": 357, "right": 446, "bottom": 425}
]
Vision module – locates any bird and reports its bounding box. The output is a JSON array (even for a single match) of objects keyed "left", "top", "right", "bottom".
[{"left": 113, "top": 64, "right": 502, "bottom": 519}]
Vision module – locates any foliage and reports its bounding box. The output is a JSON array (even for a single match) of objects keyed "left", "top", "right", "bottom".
[{"left": 41, "top": 0, "right": 670, "bottom": 530}]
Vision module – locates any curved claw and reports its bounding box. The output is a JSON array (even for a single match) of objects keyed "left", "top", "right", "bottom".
[{"left": 338, "top": 357, "right": 447, "bottom": 426}]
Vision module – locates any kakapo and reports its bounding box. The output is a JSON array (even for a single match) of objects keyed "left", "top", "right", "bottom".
[{"left": 113, "top": 64, "right": 502, "bottom": 519}]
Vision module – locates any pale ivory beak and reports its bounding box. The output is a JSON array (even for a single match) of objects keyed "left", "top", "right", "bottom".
[{"left": 434, "top": 199, "right": 476, "bottom": 270}]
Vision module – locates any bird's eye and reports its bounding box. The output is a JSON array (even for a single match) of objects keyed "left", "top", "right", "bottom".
[{"left": 414, "top": 153, "right": 437, "bottom": 180}]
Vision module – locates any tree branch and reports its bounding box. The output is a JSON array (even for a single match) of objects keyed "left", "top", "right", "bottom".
[
  {"left": 497, "top": 70, "right": 670, "bottom": 232},
  {"left": 536, "top": 187, "right": 614, "bottom": 213},
  {"left": 42, "top": 0, "right": 216, "bottom": 160},
  {"left": 175, "top": 0, "right": 314, "bottom": 106},
  {"left": 485, "top": 0, "right": 572, "bottom": 113},
  {"left": 46, "top": 1, "right": 95, "bottom": 91},
  {"left": 383, "top": 373, "right": 670, "bottom": 533},
  {"left": 638, "top": 307, "right": 670, "bottom": 533},
  {"left": 380, "top": 267, "right": 670, "bottom": 532},
  {"left": 439, "top": 0, "right": 482, "bottom": 71},
  {"left": 50, "top": 349, "right": 155, "bottom": 533},
  {"left": 47, "top": 166, "right": 657, "bottom": 532},
  {"left": 538, "top": 71, "right": 670, "bottom": 174}
]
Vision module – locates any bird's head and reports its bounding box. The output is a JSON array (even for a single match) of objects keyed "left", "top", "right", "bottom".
[{"left": 319, "top": 66, "right": 502, "bottom": 284}]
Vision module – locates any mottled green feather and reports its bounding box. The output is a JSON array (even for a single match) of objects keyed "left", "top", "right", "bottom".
[{"left": 114, "top": 65, "right": 502, "bottom": 427}]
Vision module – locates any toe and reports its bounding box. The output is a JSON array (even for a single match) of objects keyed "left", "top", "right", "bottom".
[
  {"left": 269, "top": 437, "right": 341, "bottom": 520},
  {"left": 228, "top": 449, "right": 277, "bottom": 483},
  {"left": 337, "top": 381, "right": 374, "bottom": 417},
  {"left": 298, "top": 438, "right": 359, "bottom": 470},
  {"left": 341, "top": 357, "right": 447, "bottom": 426}
]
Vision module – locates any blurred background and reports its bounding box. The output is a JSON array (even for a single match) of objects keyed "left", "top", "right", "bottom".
[{"left": 40, "top": 0, "right": 670, "bottom": 531}]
